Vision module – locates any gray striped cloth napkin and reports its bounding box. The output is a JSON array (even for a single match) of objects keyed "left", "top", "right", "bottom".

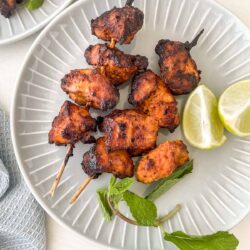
[{"left": 0, "top": 110, "right": 46, "bottom": 250}]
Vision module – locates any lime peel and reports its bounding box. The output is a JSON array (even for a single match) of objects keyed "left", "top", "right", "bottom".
[{"left": 218, "top": 80, "right": 250, "bottom": 137}]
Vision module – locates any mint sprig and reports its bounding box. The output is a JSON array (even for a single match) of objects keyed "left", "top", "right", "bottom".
[
  {"left": 109, "top": 177, "right": 134, "bottom": 196},
  {"left": 96, "top": 176, "right": 239, "bottom": 250},
  {"left": 97, "top": 177, "right": 135, "bottom": 221},
  {"left": 145, "top": 160, "right": 193, "bottom": 201},
  {"left": 164, "top": 231, "right": 239, "bottom": 250}
]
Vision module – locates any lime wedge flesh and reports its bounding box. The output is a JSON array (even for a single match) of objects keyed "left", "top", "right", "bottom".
[
  {"left": 218, "top": 80, "right": 250, "bottom": 137},
  {"left": 183, "top": 85, "right": 226, "bottom": 149}
]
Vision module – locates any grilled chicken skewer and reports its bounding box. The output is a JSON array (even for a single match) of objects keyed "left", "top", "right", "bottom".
[
  {"left": 69, "top": 0, "right": 148, "bottom": 202},
  {"left": 62, "top": 43, "right": 147, "bottom": 109},
  {"left": 71, "top": 139, "right": 189, "bottom": 202},
  {"left": 48, "top": 101, "right": 96, "bottom": 196},
  {"left": 129, "top": 69, "right": 180, "bottom": 132},
  {"left": 99, "top": 109, "right": 159, "bottom": 156},
  {"left": 136, "top": 140, "right": 189, "bottom": 184},
  {"left": 85, "top": 44, "right": 148, "bottom": 85},
  {"left": 70, "top": 108, "right": 158, "bottom": 203},
  {"left": 70, "top": 108, "right": 159, "bottom": 203},
  {"left": 59, "top": 0, "right": 146, "bottom": 202},
  {"left": 61, "top": 68, "right": 119, "bottom": 110},
  {"left": 82, "top": 137, "right": 134, "bottom": 178},
  {"left": 86, "top": 0, "right": 147, "bottom": 86},
  {"left": 155, "top": 29, "right": 204, "bottom": 95},
  {"left": 91, "top": 0, "right": 143, "bottom": 45},
  {"left": 70, "top": 137, "right": 134, "bottom": 203}
]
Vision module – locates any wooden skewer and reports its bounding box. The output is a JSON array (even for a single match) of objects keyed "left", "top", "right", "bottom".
[
  {"left": 100, "top": 66, "right": 105, "bottom": 75},
  {"left": 109, "top": 38, "right": 116, "bottom": 49},
  {"left": 50, "top": 144, "right": 74, "bottom": 197},
  {"left": 125, "top": 0, "right": 134, "bottom": 6},
  {"left": 70, "top": 175, "right": 95, "bottom": 204},
  {"left": 185, "top": 29, "right": 204, "bottom": 51}
]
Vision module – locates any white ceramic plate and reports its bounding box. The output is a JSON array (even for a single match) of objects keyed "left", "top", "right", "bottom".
[
  {"left": 0, "top": 0, "right": 72, "bottom": 45},
  {"left": 11, "top": 0, "right": 250, "bottom": 249}
]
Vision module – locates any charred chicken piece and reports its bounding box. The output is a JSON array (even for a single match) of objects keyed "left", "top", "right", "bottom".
[
  {"left": 61, "top": 68, "right": 119, "bottom": 110},
  {"left": 48, "top": 101, "right": 96, "bottom": 146},
  {"left": 82, "top": 137, "right": 134, "bottom": 178},
  {"left": 99, "top": 109, "right": 159, "bottom": 156},
  {"left": 129, "top": 70, "right": 180, "bottom": 132},
  {"left": 84, "top": 43, "right": 148, "bottom": 86},
  {"left": 155, "top": 30, "right": 204, "bottom": 95},
  {"left": 0, "top": 0, "right": 16, "bottom": 18},
  {"left": 136, "top": 140, "right": 189, "bottom": 184},
  {"left": 91, "top": 0, "right": 144, "bottom": 45}
]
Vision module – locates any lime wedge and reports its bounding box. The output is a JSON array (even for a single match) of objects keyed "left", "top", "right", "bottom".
[
  {"left": 218, "top": 80, "right": 250, "bottom": 137},
  {"left": 183, "top": 85, "right": 226, "bottom": 149}
]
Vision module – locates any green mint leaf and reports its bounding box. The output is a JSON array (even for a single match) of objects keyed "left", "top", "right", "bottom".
[
  {"left": 145, "top": 160, "right": 193, "bottom": 201},
  {"left": 110, "top": 177, "right": 134, "bottom": 196},
  {"left": 26, "top": 0, "right": 44, "bottom": 10},
  {"left": 123, "top": 191, "right": 157, "bottom": 226},
  {"left": 107, "top": 177, "right": 134, "bottom": 208},
  {"left": 164, "top": 231, "right": 239, "bottom": 250},
  {"left": 111, "top": 193, "right": 123, "bottom": 208},
  {"left": 96, "top": 188, "right": 113, "bottom": 221},
  {"left": 109, "top": 176, "right": 117, "bottom": 193}
]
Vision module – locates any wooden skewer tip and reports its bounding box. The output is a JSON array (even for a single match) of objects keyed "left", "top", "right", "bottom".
[
  {"left": 185, "top": 29, "right": 205, "bottom": 51},
  {"left": 125, "top": 0, "right": 134, "bottom": 6},
  {"left": 70, "top": 175, "right": 95, "bottom": 204},
  {"left": 109, "top": 38, "right": 116, "bottom": 48},
  {"left": 100, "top": 66, "right": 105, "bottom": 75},
  {"left": 50, "top": 145, "right": 74, "bottom": 197}
]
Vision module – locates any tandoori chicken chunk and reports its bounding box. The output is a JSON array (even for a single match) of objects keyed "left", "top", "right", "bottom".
[
  {"left": 61, "top": 68, "right": 119, "bottom": 110},
  {"left": 129, "top": 70, "right": 180, "bottom": 132},
  {"left": 99, "top": 109, "right": 159, "bottom": 156},
  {"left": 155, "top": 30, "right": 204, "bottom": 95},
  {"left": 84, "top": 43, "right": 148, "bottom": 85},
  {"left": 136, "top": 140, "right": 189, "bottom": 184},
  {"left": 48, "top": 101, "right": 96, "bottom": 146},
  {"left": 91, "top": 1, "right": 144, "bottom": 44},
  {"left": 82, "top": 137, "right": 134, "bottom": 178},
  {"left": 0, "top": 0, "right": 16, "bottom": 17}
]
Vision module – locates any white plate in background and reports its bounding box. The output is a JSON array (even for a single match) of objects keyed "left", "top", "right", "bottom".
[
  {"left": 0, "top": 0, "right": 72, "bottom": 45},
  {"left": 11, "top": 0, "right": 250, "bottom": 249}
]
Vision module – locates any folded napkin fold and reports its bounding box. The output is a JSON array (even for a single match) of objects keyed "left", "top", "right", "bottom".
[{"left": 0, "top": 110, "right": 46, "bottom": 250}]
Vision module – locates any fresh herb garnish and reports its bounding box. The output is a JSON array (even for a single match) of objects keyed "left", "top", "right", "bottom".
[
  {"left": 145, "top": 160, "right": 193, "bottom": 201},
  {"left": 163, "top": 230, "right": 239, "bottom": 250},
  {"left": 25, "top": 0, "right": 44, "bottom": 10},
  {"left": 96, "top": 176, "right": 239, "bottom": 250},
  {"left": 123, "top": 190, "right": 157, "bottom": 226},
  {"left": 96, "top": 188, "right": 112, "bottom": 221},
  {"left": 109, "top": 177, "right": 134, "bottom": 196},
  {"left": 108, "top": 176, "right": 134, "bottom": 207}
]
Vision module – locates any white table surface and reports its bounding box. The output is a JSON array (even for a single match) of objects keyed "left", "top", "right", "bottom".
[{"left": 0, "top": 0, "right": 249, "bottom": 249}]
